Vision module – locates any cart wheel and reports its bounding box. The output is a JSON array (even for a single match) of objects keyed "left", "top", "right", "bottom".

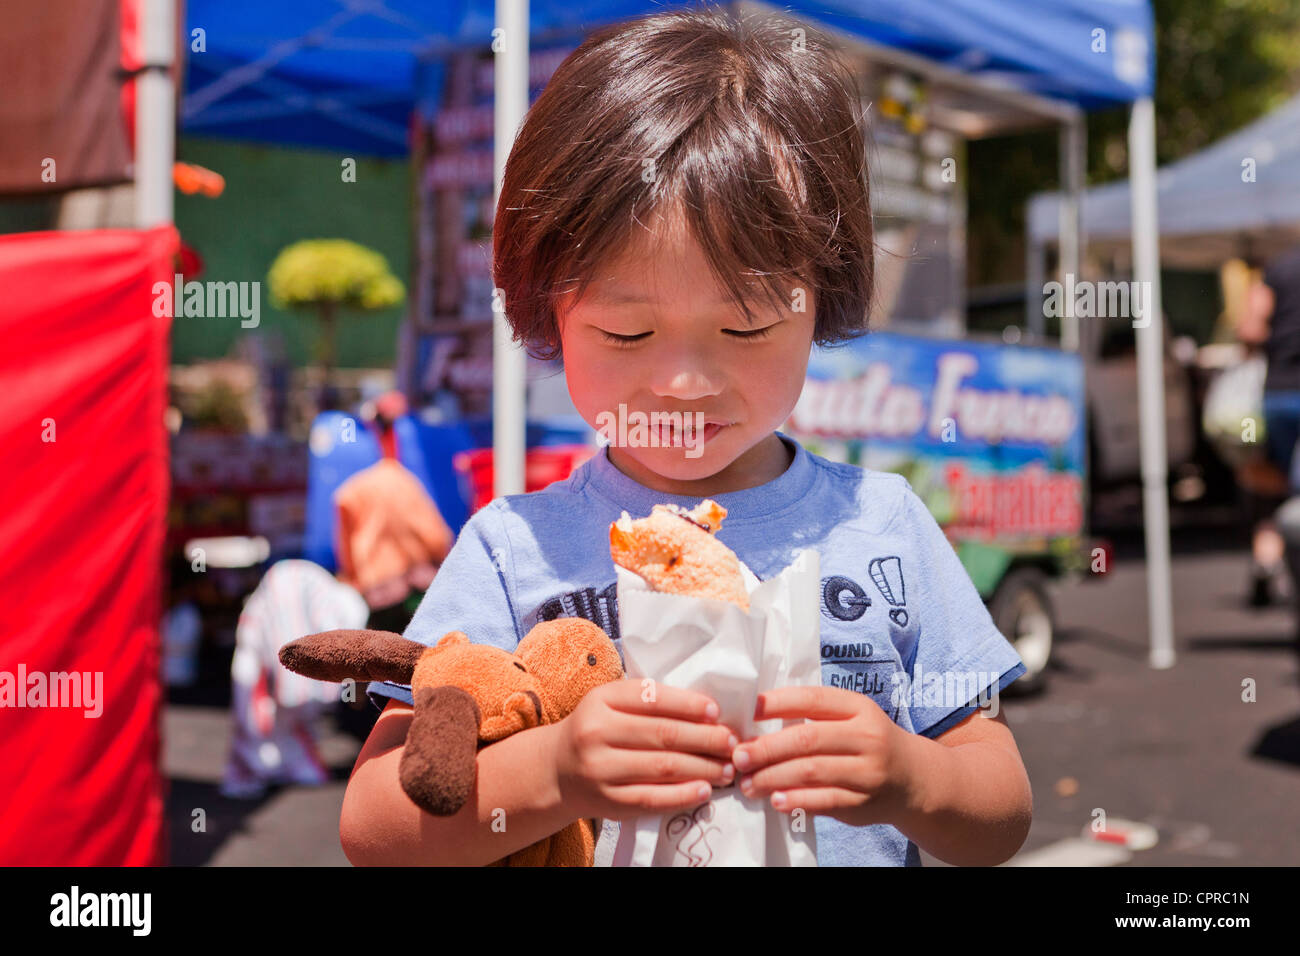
[{"left": 989, "top": 566, "right": 1054, "bottom": 696}]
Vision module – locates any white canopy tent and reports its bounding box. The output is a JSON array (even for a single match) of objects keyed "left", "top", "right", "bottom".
[{"left": 1027, "top": 92, "right": 1300, "bottom": 271}]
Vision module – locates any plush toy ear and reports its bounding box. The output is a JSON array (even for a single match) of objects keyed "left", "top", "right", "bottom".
[
  {"left": 435, "top": 630, "right": 470, "bottom": 649},
  {"left": 399, "top": 685, "right": 482, "bottom": 816},
  {"left": 279, "top": 629, "right": 425, "bottom": 684},
  {"left": 479, "top": 690, "right": 543, "bottom": 741}
]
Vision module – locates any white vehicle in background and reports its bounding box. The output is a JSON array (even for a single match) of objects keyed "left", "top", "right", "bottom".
[
  {"left": 968, "top": 284, "right": 1200, "bottom": 503},
  {"left": 1083, "top": 311, "right": 1198, "bottom": 490}
]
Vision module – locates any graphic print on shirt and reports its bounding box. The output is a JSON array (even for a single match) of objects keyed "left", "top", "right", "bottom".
[
  {"left": 868, "top": 556, "right": 908, "bottom": 627},
  {"left": 819, "top": 565, "right": 909, "bottom": 722},
  {"left": 533, "top": 581, "right": 621, "bottom": 642}
]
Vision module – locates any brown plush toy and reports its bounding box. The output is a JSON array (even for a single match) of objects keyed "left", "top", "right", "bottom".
[{"left": 278, "top": 616, "right": 623, "bottom": 866}]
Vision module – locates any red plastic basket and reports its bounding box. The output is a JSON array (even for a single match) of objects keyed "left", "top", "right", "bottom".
[{"left": 453, "top": 444, "right": 596, "bottom": 514}]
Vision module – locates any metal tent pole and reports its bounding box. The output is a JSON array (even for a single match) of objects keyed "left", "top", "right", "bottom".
[
  {"left": 135, "top": 0, "right": 175, "bottom": 228},
  {"left": 1059, "top": 116, "right": 1085, "bottom": 351},
  {"left": 493, "top": 0, "right": 529, "bottom": 498},
  {"left": 1128, "top": 96, "right": 1176, "bottom": 669}
]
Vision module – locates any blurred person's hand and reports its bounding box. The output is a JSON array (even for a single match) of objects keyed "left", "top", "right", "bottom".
[
  {"left": 363, "top": 576, "right": 410, "bottom": 611},
  {"left": 406, "top": 561, "right": 438, "bottom": 591}
]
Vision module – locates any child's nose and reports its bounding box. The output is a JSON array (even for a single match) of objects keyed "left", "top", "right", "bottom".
[{"left": 649, "top": 354, "right": 723, "bottom": 401}]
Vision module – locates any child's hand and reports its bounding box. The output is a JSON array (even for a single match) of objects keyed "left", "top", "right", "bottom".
[
  {"left": 731, "top": 686, "right": 915, "bottom": 828},
  {"left": 551, "top": 679, "right": 738, "bottom": 822}
]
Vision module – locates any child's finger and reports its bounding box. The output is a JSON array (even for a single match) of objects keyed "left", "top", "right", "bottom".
[
  {"left": 600, "top": 780, "right": 717, "bottom": 816},
  {"left": 762, "top": 786, "right": 867, "bottom": 818},
  {"left": 604, "top": 677, "right": 721, "bottom": 723},
  {"left": 732, "top": 720, "right": 865, "bottom": 772},
  {"left": 738, "top": 755, "right": 870, "bottom": 798},
  {"left": 595, "top": 748, "right": 734, "bottom": 787},
  {"left": 604, "top": 712, "right": 738, "bottom": 758},
  {"left": 754, "top": 685, "right": 862, "bottom": 721}
]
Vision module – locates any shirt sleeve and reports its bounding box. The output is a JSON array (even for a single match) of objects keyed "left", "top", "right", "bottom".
[
  {"left": 889, "top": 481, "right": 1027, "bottom": 738},
  {"left": 364, "top": 501, "right": 524, "bottom": 711}
]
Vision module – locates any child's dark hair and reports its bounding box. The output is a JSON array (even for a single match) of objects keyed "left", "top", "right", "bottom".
[{"left": 493, "top": 4, "right": 873, "bottom": 361}]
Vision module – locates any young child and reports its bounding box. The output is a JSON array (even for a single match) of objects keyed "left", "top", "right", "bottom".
[{"left": 342, "top": 8, "right": 1032, "bottom": 867}]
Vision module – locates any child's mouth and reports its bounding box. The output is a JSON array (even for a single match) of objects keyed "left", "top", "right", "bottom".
[{"left": 653, "top": 421, "right": 727, "bottom": 446}]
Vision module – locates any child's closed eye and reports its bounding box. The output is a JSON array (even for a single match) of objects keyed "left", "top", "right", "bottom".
[
  {"left": 597, "top": 325, "right": 777, "bottom": 347},
  {"left": 598, "top": 329, "right": 651, "bottom": 347},
  {"left": 723, "top": 324, "right": 777, "bottom": 340}
]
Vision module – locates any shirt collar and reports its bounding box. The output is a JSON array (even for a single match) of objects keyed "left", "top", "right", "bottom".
[{"left": 580, "top": 432, "right": 815, "bottom": 522}]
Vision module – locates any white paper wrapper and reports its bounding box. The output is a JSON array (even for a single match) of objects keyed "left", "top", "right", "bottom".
[{"left": 611, "top": 547, "right": 821, "bottom": 866}]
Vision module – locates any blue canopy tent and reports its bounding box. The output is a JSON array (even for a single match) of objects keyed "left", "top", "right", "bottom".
[
  {"left": 181, "top": 0, "right": 1153, "bottom": 154},
  {"left": 172, "top": 0, "right": 1175, "bottom": 668}
]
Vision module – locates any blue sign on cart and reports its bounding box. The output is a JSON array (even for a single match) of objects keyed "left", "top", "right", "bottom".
[{"left": 783, "top": 332, "right": 1086, "bottom": 547}]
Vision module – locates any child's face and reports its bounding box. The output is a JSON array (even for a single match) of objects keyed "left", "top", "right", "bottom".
[{"left": 556, "top": 207, "right": 815, "bottom": 495}]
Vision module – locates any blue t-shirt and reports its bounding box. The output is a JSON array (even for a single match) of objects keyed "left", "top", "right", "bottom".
[{"left": 367, "top": 432, "right": 1026, "bottom": 866}]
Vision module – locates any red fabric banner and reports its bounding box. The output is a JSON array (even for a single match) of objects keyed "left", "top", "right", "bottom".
[{"left": 0, "top": 226, "right": 178, "bottom": 865}]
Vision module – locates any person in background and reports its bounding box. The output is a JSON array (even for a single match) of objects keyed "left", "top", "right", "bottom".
[
  {"left": 222, "top": 391, "right": 457, "bottom": 794},
  {"left": 162, "top": 555, "right": 203, "bottom": 688},
  {"left": 1238, "top": 247, "right": 1300, "bottom": 606},
  {"left": 1272, "top": 496, "right": 1300, "bottom": 664},
  {"left": 334, "top": 390, "right": 454, "bottom": 632},
  {"left": 221, "top": 558, "right": 372, "bottom": 798},
  {"left": 1210, "top": 258, "right": 1254, "bottom": 346}
]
